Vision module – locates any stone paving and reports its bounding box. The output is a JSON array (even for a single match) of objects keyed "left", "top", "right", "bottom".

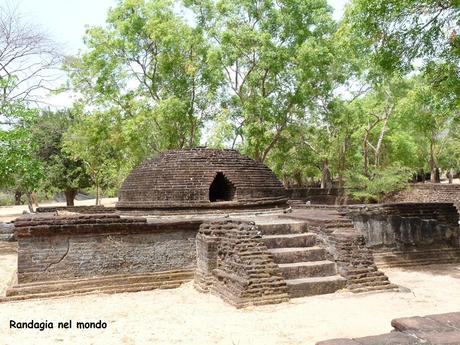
[{"left": 317, "top": 311, "right": 460, "bottom": 345}]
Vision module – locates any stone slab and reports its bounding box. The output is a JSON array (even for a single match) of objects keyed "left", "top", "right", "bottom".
[
  {"left": 316, "top": 339, "right": 361, "bottom": 345},
  {"left": 426, "top": 312, "right": 460, "bottom": 330},
  {"left": 353, "top": 332, "right": 422, "bottom": 345},
  {"left": 392, "top": 315, "right": 454, "bottom": 333}
]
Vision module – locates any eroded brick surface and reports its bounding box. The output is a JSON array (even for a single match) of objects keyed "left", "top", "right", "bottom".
[
  {"left": 195, "top": 219, "right": 289, "bottom": 308},
  {"left": 15, "top": 214, "right": 200, "bottom": 284},
  {"left": 116, "top": 148, "right": 288, "bottom": 210}
]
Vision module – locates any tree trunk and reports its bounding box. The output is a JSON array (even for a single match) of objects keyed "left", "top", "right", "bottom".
[
  {"left": 31, "top": 191, "right": 38, "bottom": 207},
  {"left": 363, "top": 137, "right": 369, "bottom": 177},
  {"left": 429, "top": 140, "right": 439, "bottom": 183},
  {"left": 14, "top": 190, "right": 22, "bottom": 205},
  {"left": 26, "top": 192, "right": 34, "bottom": 213},
  {"left": 420, "top": 169, "right": 426, "bottom": 183},
  {"left": 448, "top": 168, "right": 453, "bottom": 184},
  {"left": 65, "top": 189, "right": 77, "bottom": 206},
  {"left": 432, "top": 168, "right": 440, "bottom": 183},
  {"left": 321, "top": 160, "right": 333, "bottom": 189},
  {"left": 95, "top": 181, "right": 101, "bottom": 206},
  {"left": 374, "top": 106, "right": 393, "bottom": 167}
]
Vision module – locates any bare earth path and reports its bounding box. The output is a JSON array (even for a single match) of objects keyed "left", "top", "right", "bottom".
[
  {"left": 0, "top": 257, "right": 459, "bottom": 345},
  {"left": 0, "top": 198, "right": 118, "bottom": 222}
]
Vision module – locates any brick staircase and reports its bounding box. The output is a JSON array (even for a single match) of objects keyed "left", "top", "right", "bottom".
[
  {"left": 309, "top": 217, "right": 398, "bottom": 293},
  {"left": 280, "top": 209, "right": 398, "bottom": 294},
  {"left": 257, "top": 221, "right": 346, "bottom": 298}
]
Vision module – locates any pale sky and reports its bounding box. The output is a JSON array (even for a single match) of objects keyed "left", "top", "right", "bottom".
[{"left": 11, "top": 0, "right": 350, "bottom": 107}]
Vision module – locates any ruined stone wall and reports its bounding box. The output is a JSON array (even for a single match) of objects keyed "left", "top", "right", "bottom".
[
  {"left": 0, "top": 222, "right": 15, "bottom": 241},
  {"left": 351, "top": 203, "right": 460, "bottom": 250},
  {"left": 195, "top": 220, "right": 289, "bottom": 308},
  {"left": 14, "top": 214, "right": 200, "bottom": 284},
  {"left": 35, "top": 206, "right": 116, "bottom": 214},
  {"left": 389, "top": 183, "right": 460, "bottom": 205},
  {"left": 117, "top": 148, "right": 288, "bottom": 210},
  {"left": 287, "top": 188, "right": 359, "bottom": 205}
]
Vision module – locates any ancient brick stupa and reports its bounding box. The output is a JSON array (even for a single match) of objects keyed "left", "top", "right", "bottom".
[{"left": 116, "top": 148, "right": 288, "bottom": 212}]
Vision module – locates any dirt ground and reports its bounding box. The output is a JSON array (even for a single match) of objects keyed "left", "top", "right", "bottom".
[
  {"left": 0, "top": 198, "right": 118, "bottom": 222},
  {"left": 0, "top": 250, "right": 459, "bottom": 345}
]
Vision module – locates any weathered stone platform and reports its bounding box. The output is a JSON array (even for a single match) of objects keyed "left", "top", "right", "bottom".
[
  {"left": 3, "top": 213, "right": 200, "bottom": 301},
  {"left": 350, "top": 203, "right": 460, "bottom": 268},
  {"left": 316, "top": 311, "right": 460, "bottom": 345}
]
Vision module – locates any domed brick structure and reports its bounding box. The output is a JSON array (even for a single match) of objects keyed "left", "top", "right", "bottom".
[{"left": 116, "top": 148, "right": 288, "bottom": 212}]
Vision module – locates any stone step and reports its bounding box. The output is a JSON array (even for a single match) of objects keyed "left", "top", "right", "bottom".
[
  {"left": 347, "top": 280, "right": 392, "bottom": 290},
  {"left": 347, "top": 275, "right": 390, "bottom": 285},
  {"left": 376, "top": 257, "right": 460, "bottom": 268},
  {"left": 347, "top": 270, "right": 385, "bottom": 280},
  {"left": 256, "top": 222, "right": 308, "bottom": 235},
  {"left": 6, "top": 270, "right": 194, "bottom": 297},
  {"left": 262, "top": 233, "right": 317, "bottom": 248},
  {"left": 268, "top": 247, "right": 327, "bottom": 264},
  {"left": 346, "top": 266, "right": 379, "bottom": 275},
  {"left": 278, "top": 260, "right": 336, "bottom": 279},
  {"left": 286, "top": 275, "right": 346, "bottom": 298},
  {"left": 373, "top": 248, "right": 460, "bottom": 261},
  {"left": 1, "top": 279, "right": 186, "bottom": 303},
  {"left": 323, "top": 222, "right": 354, "bottom": 229},
  {"left": 348, "top": 283, "right": 400, "bottom": 294}
]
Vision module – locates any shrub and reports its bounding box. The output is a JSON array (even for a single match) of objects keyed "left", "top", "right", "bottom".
[{"left": 345, "top": 165, "right": 412, "bottom": 203}]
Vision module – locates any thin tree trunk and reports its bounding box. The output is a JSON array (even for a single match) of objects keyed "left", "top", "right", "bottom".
[
  {"left": 429, "top": 139, "right": 439, "bottom": 183},
  {"left": 321, "top": 160, "right": 333, "bottom": 189},
  {"left": 448, "top": 168, "right": 453, "bottom": 184},
  {"left": 363, "top": 135, "right": 370, "bottom": 177},
  {"left": 26, "top": 192, "right": 34, "bottom": 213},
  {"left": 337, "top": 136, "right": 349, "bottom": 188},
  {"left": 374, "top": 107, "right": 393, "bottom": 166},
  {"left": 65, "top": 189, "right": 77, "bottom": 206},
  {"left": 14, "top": 190, "right": 22, "bottom": 205},
  {"left": 95, "top": 182, "right": 101, "bottom": 206}
]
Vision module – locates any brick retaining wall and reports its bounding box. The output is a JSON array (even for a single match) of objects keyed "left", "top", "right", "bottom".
[
  {"left": 14, "top": 214, "right": 200, "bottom": 284},
  {"left": 389, "top": 183, "right": 460, "bottom": 205}
]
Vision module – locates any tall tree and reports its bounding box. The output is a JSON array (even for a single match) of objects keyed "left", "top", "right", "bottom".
[
  {"left": 33, "top": 109, "right": 91, "bottom": 206},
  {"left": 0, "top": 3, "right": 60, "bottom": 119},
  {"left": 187, "top": 0, "right": 342, "bottom": 163},
  {"left": 65, "top": 0, "right": 221, "bottom": 166},
  {"left": 63, "top": 109, "right": 125, "bottom": 205},
  {"left": 0, "top": 104, "right": 43, "bottom": 211},
  {"left": 344, "top": 0, "right": 459, "bottom": 73},
  {"left": 0, "top": 4, "right": 59, "bottom": 210}
]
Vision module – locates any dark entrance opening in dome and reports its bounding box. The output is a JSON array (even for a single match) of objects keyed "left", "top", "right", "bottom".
[{"left": 209, "top": 172, "right": 235, "bottom": 202}]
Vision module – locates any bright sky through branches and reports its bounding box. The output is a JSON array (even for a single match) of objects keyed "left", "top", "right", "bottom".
[{"left": 13, "top": 0, "right": 349, "bottom": 108}]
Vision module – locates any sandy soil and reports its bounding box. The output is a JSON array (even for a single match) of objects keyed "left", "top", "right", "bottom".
[
  {"left": 0, "top": 259, "right": 459, "bottom": 345},
  {"left": 0, "top": 198, "right": 118, "bottom": 222}
]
